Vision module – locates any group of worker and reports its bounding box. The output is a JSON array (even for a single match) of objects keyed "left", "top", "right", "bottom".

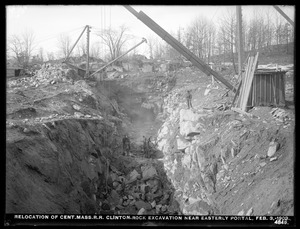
[
  {"left": 122, "top": 134, "right": 155, "bottom": 158},
  {"left": 121, "top": 90, "right": 193, "bottom": 157},
  {"left": 142, "top": 136, "right": 153, "bottom": 158}
]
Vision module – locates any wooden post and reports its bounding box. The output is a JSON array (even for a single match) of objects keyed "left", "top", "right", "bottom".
[
  {"left": 236, "top": 6, "right": 244, "bottom": 77},
  {"left": 89, "top": 38, "right": 147, "bottom": 78},
  {"left": 273, "top": 5, "right": 294, "bottom": 27},
  {"left": 86, "top": 25, "right": 90, "bottom": 77}
]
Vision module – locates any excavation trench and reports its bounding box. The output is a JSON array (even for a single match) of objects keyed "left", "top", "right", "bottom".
[{"left": 6, "top": 75, "right": 182, "bottom": 217}]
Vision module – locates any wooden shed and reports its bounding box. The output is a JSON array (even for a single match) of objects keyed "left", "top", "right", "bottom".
[
  {"left": 7, "top": 67, "right": 23, "bottom": 78},
  {"left": 247, "top": 70, "right": 286, "bottom": 108}
]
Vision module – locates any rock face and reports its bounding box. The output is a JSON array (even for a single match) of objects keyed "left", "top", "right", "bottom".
[
  {"left": 156, "top": 108, "right": 219, "bottom": 214},
  {"left": 179, "top": 109, "right": 205, "bottom": 137},
  {"left": 6, "top": 118, "right": 117, "bottom": 214}
]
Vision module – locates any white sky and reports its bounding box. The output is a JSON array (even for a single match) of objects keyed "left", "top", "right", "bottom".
[{"left": 6, "top": 5, "right": 295, "bottom": 59}]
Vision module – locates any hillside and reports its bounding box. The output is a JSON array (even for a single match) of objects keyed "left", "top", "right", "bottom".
[{"left": 210, "top": 42, "right": 294, "bottom": 66}]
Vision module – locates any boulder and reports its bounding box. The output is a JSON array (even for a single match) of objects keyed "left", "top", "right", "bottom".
[
  {"left": 267, "top": 141, "right": 279, "bottom": 157},
  {"left": 180, "top": 122, "right": 201, "bottom": 137},
  {"left": 177, "top": 136, "right": 190, "bottom": 150},
  {"left": 182, "top": 153, "right": 192, "bottom": 169},
  {"left": 137, "top": 208, "right": 146, "bottom": 215},
  {"left": 180, "top": 109, "right": 205, "bottom": 123},
  {"left": 72, "top": 104, "right": 81, "bottom": 111},
  {"left": 135, "top": 200, "right": 152, "bottom": 210},
  {"left": 195, "top": 147, "right": 206, "bottom": 172},
  {"left": 246, "top": 207, "right": 253, "bottom": 216},
  {"left": 110, "top": 172, "right": 120, "bottom": 182},
  {"left": 270, "top": 156, "right": 278, "bottom": 162},
  {"left": 179, "top": 109, "right": 205, "bottom": 137},
  {"left": 237, "top": 210, "right": 244, "bottom": 215},
  {"left": 127, "top": 169, "right": 140, "bottom": 183},
  {"left": 74, "top": 112, "right": 84, "bottom": 118},
  {"left": 151, "top": 200, "right": 156, "bottom": 208},
  {"left": 110, "top": 190, "right": 120, "bottom": 206},
  {"left": 183, "top": 200, "right": 211, "bottom": 215},
  {"left": 141, "top": 165, "right": 157, "bottom": 180},
  {"left": 161, "top": 205, "right": 168, "bottom": 212}
]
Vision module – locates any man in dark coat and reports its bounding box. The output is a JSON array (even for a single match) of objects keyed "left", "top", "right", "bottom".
[
  {"left": 186, "top": 90, "right": 193, "bottom": 109},
  {"left": 122, "top": 135, "right": 131, "bottom": 156}
]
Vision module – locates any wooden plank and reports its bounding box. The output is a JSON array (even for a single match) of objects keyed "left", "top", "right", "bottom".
[
  {"left": 238, "top": 58, "right": 250, "bottom": 108},
  {"left": 245, "top": 56, "right": 254, "bottom": 104},
  {"left": 240, "top": 56, "right": 253, "bottom": 109},
  {"left": 252, "top": 74, "right": 256, "bottom": 106},
  {"left": 242, "top": 55, "right": 255, "bottom": 109},
  {"left": 240, "top": 57, "right": 251, "bottom": 109},
  {"left": 241, "top": 52, "right": 259, "bottom": 111},
  {"left": 231, "top": 79, "right": 243, "bottom": 108},
  {"left": 278, "top": 73, "right": 285, "bottom": 105},
  {"left": 242, "top": 55, "right": 256, "bottom": 109},
  {"left": 231, "top": 107, "right": 253, "bottom": 117},
  {"left": 271, "top": 75, "right": 277, "bottom": 105}
]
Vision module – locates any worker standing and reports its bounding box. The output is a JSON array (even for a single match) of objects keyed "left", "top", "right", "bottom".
[
  {"left": 143, "top": 136, "right": 148, "bottom": 157},
  {"left": 186, "top": 90, "right": 193, "bottom": 109},
  {"left": 122, "top": 135, "right": 131, "bottom": 156},
  {"left": 147, "top": 137, "right": 152, "bottom": 158}
]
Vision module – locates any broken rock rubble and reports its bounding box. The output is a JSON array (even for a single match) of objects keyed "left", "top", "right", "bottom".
[
  {"left": 267, "top": 140, "right": 279, "bottom": 157},
  {"left": 98, "top": 161, "right": 178, "bottom": 215}
]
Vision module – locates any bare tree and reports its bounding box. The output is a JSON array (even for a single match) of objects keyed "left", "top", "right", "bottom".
[
  {"left": 185, "top": 16, "right": 215, "bottom": 63},
  {"left": 218, "top": 9, "right": 237, "bottom": 72},
  {"left": 96, "top": 25, "right": 131, "bottom": 61},
  {"left": 47, "top": 52, "right": 55, "bottom": 61},
  {"left": 264, "top": 9, "right": 274, "bottom": 52},
  {"left": 187, "top": 16, "right": 208, "bottom": 59},
  {"left": 90, "top": 43, "right": 101, "bottom": 59},
  {"left": 57, "top": 33, "right": 72, "bottom": 59},
  {"left": 274, "top": 14, "right": 285, "bottom": 48},
  {"left": 22, "top": 30, "right": 36, "bottom": 66},
  {"left": 164, "top": 30, "right": 182, "bottom": 60},
  {"left": 206, "top": 23, "right": 216, "bottom": 63},
  {"left": 38, "top": 47, "right": 44, "bottom": 62},
  {"left": 8, "top": 35, "right": 25, "bottom": 66},
  {"left": 77, "top": 39, "right": 86, "bottom": 57},
  {"left": 153, "top": 39, "right": 165, "bottom": 59},
  {"left": 147, "top": 35, "right": 155, "bottom": 59},
  {"left": 283, "top": 22, "right": 291, "bottom": 53},
  {"left": 8, "top": 30, "right": 36, "bottom": 67}
]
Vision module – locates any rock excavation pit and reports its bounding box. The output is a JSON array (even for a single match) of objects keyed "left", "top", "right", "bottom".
[
  {"left": 6, "top": 68, "right": 181, "bottom": 217},
  {"left": 6, "top": 64, "right": 294, "bottom": 220}
]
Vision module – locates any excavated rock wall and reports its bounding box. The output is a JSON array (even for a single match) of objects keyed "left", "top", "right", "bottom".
[
  {"left": 156, "top": 100, "right": 294, "bottom": 215},
  {"left": 6, "top": 117, "right": 119, "bottom": 214}
]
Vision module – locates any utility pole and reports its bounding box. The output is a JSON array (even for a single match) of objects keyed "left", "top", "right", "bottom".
[
  {"left": 63, "top": 26, "right": 87, "bottom": 63},
  {"left": 86, "top": 25, "right": 90, "bottom": 77},
  {"left": 89, "top": 38, "right": 147, "bottom": 78},
  {"left": 236, "top": 5, "right": 244, "bottom": 77}
]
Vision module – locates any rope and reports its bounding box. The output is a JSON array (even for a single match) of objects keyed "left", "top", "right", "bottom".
[{"left": 35, "top": 26, "right": 84, "bottom": 44}]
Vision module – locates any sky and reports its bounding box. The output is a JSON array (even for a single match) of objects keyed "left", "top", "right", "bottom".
[{"left": 6, "top": 5, "right": 295, "bottom": 59}]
